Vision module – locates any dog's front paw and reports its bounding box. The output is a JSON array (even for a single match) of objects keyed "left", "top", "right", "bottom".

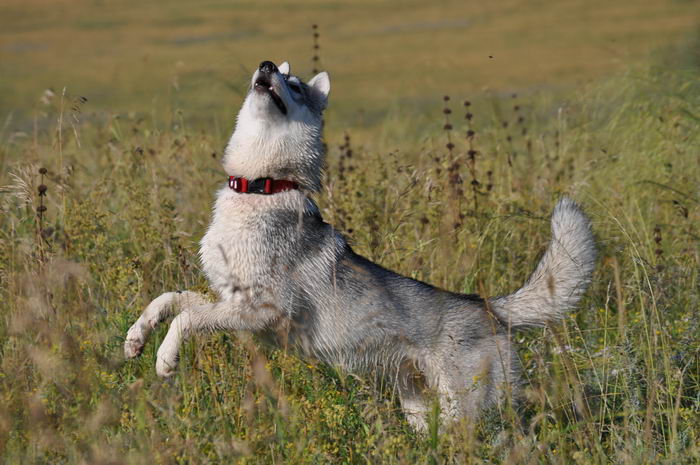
[
  {"left": 124, "top": 324, "right": 146, "bottom": 359},
  {"left": 156, "top": 347, "right": 178, "bottom": 378}
]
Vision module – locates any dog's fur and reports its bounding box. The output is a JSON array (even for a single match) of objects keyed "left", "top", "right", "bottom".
[{"left": 124, "top": 60, "right": 596, "bottom": 431}]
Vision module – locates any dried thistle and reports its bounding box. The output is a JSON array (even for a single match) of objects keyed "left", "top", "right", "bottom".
[
  {"left": 464, "top": 100, "right": 480, "bottom": 212},
  {"left": 36, "top": 167, "right": 50, "bottom": 262},
  {"left": 311, "top": 24, "right": 321, "bottom": 74},
  {"left": 654, "top": 225, "right": 663, "bottom": 272},
  {"left": 443, "top": 95, "right": 463, "bottom": 227}
]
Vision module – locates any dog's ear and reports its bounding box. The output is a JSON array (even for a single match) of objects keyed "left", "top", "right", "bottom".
[
  {"left": 308, "top": 71, "right": 330, "bottom": 109},
  {"left": 278, "top": 61, "right": 290, "bottom": 75}
]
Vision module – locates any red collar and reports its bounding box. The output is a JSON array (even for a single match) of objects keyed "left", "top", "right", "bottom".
[{"left": 228, "top": 176, "right": 299, "bottom": 195}]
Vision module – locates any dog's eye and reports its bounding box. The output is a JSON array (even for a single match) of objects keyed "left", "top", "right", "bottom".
[{"left": 288, "top": 83, "right": 301, "bottom": 93}]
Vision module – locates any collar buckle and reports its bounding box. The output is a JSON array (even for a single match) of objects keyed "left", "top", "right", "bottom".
[{"left": 228, "top": 176, "right": 249, "bottom": 193}]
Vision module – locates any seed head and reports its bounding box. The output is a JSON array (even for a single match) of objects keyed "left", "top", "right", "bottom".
[
  {"left": 38, "top": 184, "right": 47, "bottom": 196},
  {"left": 39, "top": 167, "right": 48, "bottom": 175}
]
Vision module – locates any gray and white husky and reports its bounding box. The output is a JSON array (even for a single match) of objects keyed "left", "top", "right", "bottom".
[{"left": 124, "top": 60, "right": 596, "bottom": 431}]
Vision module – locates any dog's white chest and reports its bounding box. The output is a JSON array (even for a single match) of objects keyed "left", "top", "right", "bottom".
[{"left": 198, "top": 188, "right": 305, "bottom": 299}]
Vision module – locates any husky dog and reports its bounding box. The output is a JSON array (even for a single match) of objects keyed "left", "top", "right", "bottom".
[{"left": 124, "top": 60, "right": 596, "bottom": 431}]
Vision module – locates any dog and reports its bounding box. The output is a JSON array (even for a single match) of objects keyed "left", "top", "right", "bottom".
[{"left": 124, "top": 60, "right": 596, "bottom": 431}]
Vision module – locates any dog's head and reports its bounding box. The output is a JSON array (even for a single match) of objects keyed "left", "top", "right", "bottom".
[
  {"left": 223, "top": 61, "right": 330, "bottom": 191},
  {"left": 246, "top": 60, "right": 329, "bottom": 123}
]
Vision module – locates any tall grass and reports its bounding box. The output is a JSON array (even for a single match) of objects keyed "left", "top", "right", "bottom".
[{"left": 0, "top": 51, "right": 698, "bottom": 464}]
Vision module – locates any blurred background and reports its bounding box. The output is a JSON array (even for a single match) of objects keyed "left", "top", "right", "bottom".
[{"left": 2, "top": 0, "right": 698, "bottom": 142}]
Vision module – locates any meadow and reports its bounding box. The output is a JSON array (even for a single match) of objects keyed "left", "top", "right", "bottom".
[{"left": 1, "top": 0, "right": 699, "bottom": 463}]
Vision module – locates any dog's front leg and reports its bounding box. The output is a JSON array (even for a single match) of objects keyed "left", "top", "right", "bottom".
[
  {"left": 155, "top": 295, "right": 284, "bottom": 377},
  {"left": 124, "top": 291, "right": 209, "bottom": 359}
]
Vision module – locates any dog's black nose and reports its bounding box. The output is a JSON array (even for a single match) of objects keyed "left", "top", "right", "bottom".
[{"left": 259, "top": 61, "right": 278, "bottom": 75}]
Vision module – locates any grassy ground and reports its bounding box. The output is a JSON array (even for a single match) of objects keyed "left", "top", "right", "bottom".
[{"left": 1, "top": 1, "right": 700, "bottom": 464}]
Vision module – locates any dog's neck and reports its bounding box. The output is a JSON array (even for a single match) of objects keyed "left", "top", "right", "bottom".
[{"left": 222, "top": 117, "right": 323, "bottom": 192}]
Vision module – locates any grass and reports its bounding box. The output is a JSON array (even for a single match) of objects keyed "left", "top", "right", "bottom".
[{"left": 1, "top": 1, "right": 700, "bottom": 463}]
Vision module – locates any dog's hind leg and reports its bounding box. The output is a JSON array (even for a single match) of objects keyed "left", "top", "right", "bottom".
[
  {"left": 431, "top": 336, "right": 517, "bottom": 427},
  {"left": 397, "top": 359, "right": 430, "bottom": 432},
  {"left": 124, "top": 291, "right": 208, "bottom": 359}
]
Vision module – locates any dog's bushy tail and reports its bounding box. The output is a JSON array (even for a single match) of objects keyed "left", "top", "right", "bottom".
[{"left": 489, "top": 197, "right": 596, "bottom": 329}]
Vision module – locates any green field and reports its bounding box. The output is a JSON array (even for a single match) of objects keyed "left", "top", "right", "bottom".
[
  {"left": 2, "top": 0, "right": 699, "bottom": 137},
  {"left": 1, "top": 0, "right": 699, "bottom": 463}
]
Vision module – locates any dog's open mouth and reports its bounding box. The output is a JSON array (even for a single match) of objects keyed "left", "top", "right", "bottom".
[{"left": 254, "top": 75, "right": 287, "bottom": 115}]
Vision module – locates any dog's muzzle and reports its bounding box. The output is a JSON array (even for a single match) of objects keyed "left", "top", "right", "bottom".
[{"left": 253, "top": 61, "right": 287, "bottom": 115}]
